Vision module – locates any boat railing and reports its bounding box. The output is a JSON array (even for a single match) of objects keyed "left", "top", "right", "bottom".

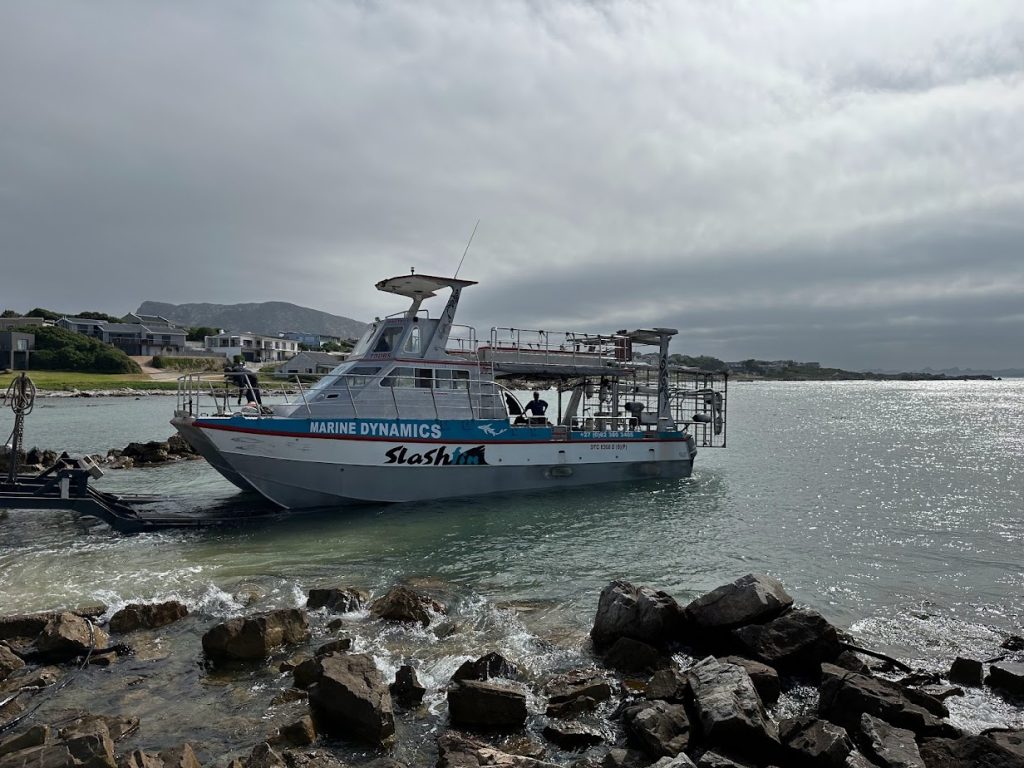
[
  {"left": 175, "top": 371, "right": 506, "bottom": 422},
  {"left": 446, "top": 325, "right": 479, "bottom": 355},
  {"left": 481, "top": 328, "right": 630, "bottom": 368},
  {"left": 569, "top": 415, "right": 639, "bottom": 432}
]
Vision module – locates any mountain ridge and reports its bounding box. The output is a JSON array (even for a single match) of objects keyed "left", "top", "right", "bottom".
[{"left": 136, "top": 300, "right": 367, "bottom": 339}]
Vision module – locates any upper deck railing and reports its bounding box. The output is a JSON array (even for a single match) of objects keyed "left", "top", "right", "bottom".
[{"left": 479, "top": 328, "right": 630, "bottom": 369}]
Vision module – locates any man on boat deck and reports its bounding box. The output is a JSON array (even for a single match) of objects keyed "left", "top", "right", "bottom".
[{"left": 524, "top": 391, "right": 548, "bottom": 423}]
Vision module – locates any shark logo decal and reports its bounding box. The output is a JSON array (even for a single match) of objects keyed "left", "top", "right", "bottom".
[{"left": 478, "top": 424, "right": 507, "bottom": 437}]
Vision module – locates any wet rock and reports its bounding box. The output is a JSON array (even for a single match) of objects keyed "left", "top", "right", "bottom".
[
  {"left": 988, "top": 730, "right": 1024, "bottom": 758},
  {"left": 858, "top": 714, "right": 924, "bottom": 768},
  {"left": 59, "top": 716, "right": 117, "bottom": 768},
  {"left": 644, "top": 667, "right": 688, "bottom": 702},
  {"left": 0, "top": 644, "right": 25, "bottom": 681},
  {"left": 120, "top": 750, "right": 164, "bottom": 768},
  {"left": 731, "top": 609, "right": 841, "bottom": 674},
  {"left": 833, "top": 651, "right": 872, "bottom": 676},
  {"left": 603, "top": 637, "right": 663, "bottom": 673},
  {"left": 308, "top": 653, "right": 394, "bottom": 745},
  {"left": 845, "top": 752, "right": 876, "bottom": 768},
  {"left": 688, "top": 656, "right": 779, "bottom": 758},
  {"left": 389, "top": 665, "right": 425, "bottom": 708},
  {"left": 99, "top": 716, "right": 140, "bottom": 743},
  {"left": 202, "top": 609, "right": 309, "bottom": 661},
  {"left": 987, "top": 662, "right": 1024, "bottom": 696},
  {"left": 695, "top": 754, "right": 754, "bottom": 768},
  {"left": 946, "top": 657, "right": 983, "bottom": 688},
  {"left": 0, "top": 744, "right": 75, "bottom": 768},
  {"left": 721, "top": 656, "right": 781, "bottom": 705},
  {"left": 545, "top": 669, "right": 612, "bottom": 712},
  {"left": 273, "top": 717, "right": 316, "bottom": 748},
  {"left": 369, "top": 586, "right": 445, "bottom": 626},
  {"left": 35, "top": 613, "right": 109, "bottom": 662},
  {"left": 590, "top": 581, "right": 684, "bottom": 650},
  {"left": 818, "top": 664, "right": 956, "bottom": 739},
  {"left": 1002, "top": 635, "right": 1024, "bottom": 652},
  {"left": 279, "top": 751, "right": 347, "bottom": 768},
  {"left": 161, "top": 749, "right": 202, "bottom": 768},
  {"left": 542, "top": 722, "right": 603, "bottom": 750},
  {"left": 547, "top": 697, "right": 599, "bottom": 719},
  {"left": 279, "top": 655, "right": 307, "bottom": 673},
  {"left": 683, "top": 574, "right": 793, "bottom": 632},
  {"left": 305, "top": 588, "right": 367, "bottom": 613},
  {"left": 779, "top": 716, "right": 854, "bottom": 767},
  {"left": 312, "top": 639, "right": 350, "bottom": 658},
  {"left": 453, "top": 652, "right": 518, "bottom": 682},
  {"left": 448, "top": 679, "right": 528, "bottom": 729},
  {"left": 325, "top": 619, "right": 344, "bottom": 631},
  {"left": 109, "top": 602, "right": 189, "bottom": 633},
  {"left": 622, "top": 700, "right": 691, "bottom": 758},
  {"left": 0, "top": 613, "right": 52, "bottom": 642},
  {"left": 292, "top": 658, "right": 323, "bottom": 689},
  {"left": 917, "top": 685, "right": 962, "bottom": 702},
  {"left": 245, "top": 743, "right": 285, "bottom": 768},
  {"left": 87, "top": 652, "right": 118, "bottom": 668},
  {"left": 167, "top": 435, "right": 197, "bottom": 456},
  {"left": 0, "top": 726, "right": 49, "bottom": 759},
  {"left": 919, "top": 735, "right": 1024, "bottom": 767},
  {"left": 437, "top": 731, "right": 558, "bottom": 768}
]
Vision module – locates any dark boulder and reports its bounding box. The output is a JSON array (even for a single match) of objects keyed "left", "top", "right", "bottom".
[
  {"left": 122, "top": 441, "right": 171, "bottom": 465},
  {"left": 452, "top": 652, "right": 518, "bottom": 682},
  {"left": 590, "top": 581, "right": 684, "bottom": 650},
  {"left": 779, "top": 716, "right": 854, "bottom": 767},
  {"left": 545, "top": 669, "right": 612, "bottom": 713},
  {"left": 109, "top": 601, "right": 188, "bottom": 633},
  {"left": 731, "top": 609, "right": 841, "bottom": 674},
  {"left": 622, "top": 700, "right": 691, "bottom": 758},
  {"left": 308, "top": 653, "right": 394, "bottom": 745},
  {"left": 292, "top": 658, "right": 324, "bottom": 689},
  {"left": 650, "top": 757, "right": 698, "bottom": 768},
  {"left": 603, "top": 637, "right": 663, "bottom": 673},
  {"left": 920, "top": 735, "right": 1024, "bottom": 767},
  {"left": 59, "top": 716, "right": 117, "bottom": 768},
  {"left": 34, "top": 613, "right": 109, "bottom": 662},
  {"left": 447, "top": 679, "right": 528, "bottom": 729},
  {"left": 818, "top": 664, "right": 956, "bottom": 738},
  {"left": 721, "top": 656, "right": 781, "bottom": 705},
  {"left": 313, "top": 639, "right": 351, "bottom": 658},
  {"left": 683, "top": 574, "right": 793, "bottom": 632},
  {"left": 166, "top": 435, "right": 197, "bottom": 456},
  {"left": 946, "top": 657, "right": 983, "bottom": 688},
  {"left": 600, "top": 748, "right": 653, "bottom": 768},
  {"left": 120, "top": 750, "right": 165, "bottom": 768},
  {"left": 0, "top": 644, "right": 25, "bottom": 682},
  {"left": 542, "top": 722, "right": 603, "bottom": 750},
  {"left": 244, "top": 743, "right": 285, "bottom": 768},
  {"left": 0, "top": 613, "right": 52, "bottom": 642},
  {"left": 389, "top": 665, "right": 426, "bottom": 708},
  {"left": 833, "top": 651, "right": 872, "bottom": 676},
  {"left": 695, "top": 754, "right": 754, "bottom": 768},
  {"left": 987, "top": 662, "right": 1024, "bottom": 696},
  {"left": 273, "top": 716, "right": 316, "bottom": 748},
  {"left": 160, "top": 744, "right": 202, "bottom": 768},
  {"left": 305, "top": 588, "right": 367, "bottom": 613},
  {"left": 369, "top": 586, "right": 445, "bottom": 626},
  {"left": 0, "top": 744, "right": 76, "bottom": 768},
  {"left": 988, "top": 730, "right": 1024, "bottom": 759},
  {"left": 687, "top": 656, "right": 779, "bottom": 758},
  {"left": 857, "top": 714, "right": 924, "bottom": 768},
  {"left": 202, "top": 609, "right": 309, "bottom": 661},
  {"left": 0, "top": 725, "right": 49, "bottom": 760},
  {"left": 644, "top": 666, "right": 689, "bottom": 702}
]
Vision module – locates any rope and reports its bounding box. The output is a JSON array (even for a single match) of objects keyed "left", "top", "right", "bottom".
[{"left": 4, "top": 373, "right": 36, "bottom": 481}]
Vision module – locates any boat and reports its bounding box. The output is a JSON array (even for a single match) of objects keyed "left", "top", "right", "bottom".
[{"left": 171, "top": 274, "right": 727, "bottom": 508}]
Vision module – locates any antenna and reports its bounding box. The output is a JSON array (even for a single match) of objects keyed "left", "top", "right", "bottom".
[{"left": 454, "top": 220, "right": 480, "bottom": 279}]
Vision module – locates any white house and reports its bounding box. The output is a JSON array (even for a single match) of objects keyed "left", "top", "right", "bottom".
[{"left": 204, "top": 332, "right": 299, "bottom": 363}]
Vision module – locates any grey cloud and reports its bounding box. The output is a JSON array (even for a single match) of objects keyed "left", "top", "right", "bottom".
[{"left": 1, "top": 0, "right": 1021, "bottom": 369}]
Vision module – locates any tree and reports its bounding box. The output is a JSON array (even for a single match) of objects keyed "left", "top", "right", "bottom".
[
  {"left": 30, "top": 326, "right": 141, "bottom": 373},
  {"left": 186, "top": 326, "right": 219, "bottom": 342},
  {"left": 26, "top": 307, "right": 62, "bottom": 321},
  {"left": 75, "top": 311, "right": 120, "bottom": 322},
  {"left": 1, "top": 309, "right": 19, "bottom": 318}
]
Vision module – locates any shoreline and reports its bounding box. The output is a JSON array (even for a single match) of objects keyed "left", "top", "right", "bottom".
[{"left": 1, "top": 575, "right": 1021, "bottom": 768}]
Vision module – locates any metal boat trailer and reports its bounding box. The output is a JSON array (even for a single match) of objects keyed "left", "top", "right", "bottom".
[{"left": 0, "top": 457, "right": 279, "bottom": 534}]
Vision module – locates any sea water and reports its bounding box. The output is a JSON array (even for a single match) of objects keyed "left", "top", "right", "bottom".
[{"left": 1, "top": 380, "right": 1022, "bottom": 759}]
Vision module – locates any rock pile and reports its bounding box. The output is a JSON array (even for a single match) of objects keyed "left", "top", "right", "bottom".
[{"left": 1, "top": 577, "right": 1022, "bottom": 768}]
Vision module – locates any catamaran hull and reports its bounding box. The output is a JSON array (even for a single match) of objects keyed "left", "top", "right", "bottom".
[{"left": 172, "top": 416, "right": 696, "bottom": 509}]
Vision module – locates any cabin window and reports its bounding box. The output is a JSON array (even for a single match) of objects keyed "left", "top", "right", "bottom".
[
  {"left": 336, "top": 366, "right": 381, "bottom": 388},
  {"left": 403, "top": 325, "right": 422, "bottom": 354},
  {"left": 415, "top": 368, "right": 432, "bottom": 388},
  {"left": 434, "top": 369, "right": 469, "bottom": 390},
  {"left": 373, "top": 325, "right": 403, "bottom": 354},
  {"left": 382, "top": 367, "right": 415, "bottom": 388}
]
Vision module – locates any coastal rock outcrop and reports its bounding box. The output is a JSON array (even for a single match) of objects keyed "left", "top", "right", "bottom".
[
  {"left": 779, "top": 716, "right": 855, "bottom": 767},
  {"left": 683, "top": 574, "right": 793, "bottom": 632},
  {"left": 447, "top": 679, "right": 528, "bottom": 729},
  {"left": 544, "top": 668, "right": 612, "bottom": 717},
  {"left": 452, "top": 652, "right": 518, "bottom": 682},
  {"left": 0, "top": 644, "right": 25, "bottom": 682},
  {"left": 389, "top": 665, "right": 426, "bottom": 709},
  {"left": 369, "top": 586, "right": 445, "bottom": 626},
  {"left": 109, "top": 602, "right": 188, "bottom": 633},
  {"left": 590, "top": 581, "right": 684, "bottom": 650},
  {"left": 34, "top": 613, "right": 109, "bottom": 662},
  {"left": 436, "top": 731, "right": 558, "bottom": 768},
  {"left": 305, "top": 588, "right": 367, "bottom": 613},
  {"left": 857, "top": 713, "right": 924, "bottom": 768},
  {"left": 541, "top": 722, "right": 603, "bottom": 750},
  {"left": 988, "top": 662, "right": 1024, "bottom": 696},
  {"left": 202, "top": 609, "right": 309, "bottom": 661},
  {"left": 731, "top": 608, "right": 842, "bottom": 674},
  {"left": 308, "top": 653, "right": 395, "bottom": 745},
  {"left": 687, "top": 656, "right": 779, "bottom": 758},
  {"left": 622, "top": 700, "right": 691, "bottom": 758}
]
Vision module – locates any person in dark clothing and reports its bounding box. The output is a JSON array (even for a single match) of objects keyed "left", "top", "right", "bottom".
[
  {"left": 243, "top": 369, "right": 262, "bottom": 405},
  {"left": 524, "top": 391, "right": 548, "bottom": 422}
]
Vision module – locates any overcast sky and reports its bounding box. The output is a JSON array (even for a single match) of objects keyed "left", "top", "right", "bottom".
[{"left": 2, "top": 1, "right": 1022, "bottom": 371}]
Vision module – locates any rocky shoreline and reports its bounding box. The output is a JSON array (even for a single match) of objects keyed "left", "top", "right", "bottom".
[
  {"left": 0, "top": 436, "right": 201, "bottom": 474},
  {"left": 1, "top": 575, "right": 1022, "bottom": 768}
]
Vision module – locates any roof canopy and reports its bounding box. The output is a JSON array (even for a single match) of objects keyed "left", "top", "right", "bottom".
[{"left": 375, "top": 274, "right": 477, "bottom": 300}]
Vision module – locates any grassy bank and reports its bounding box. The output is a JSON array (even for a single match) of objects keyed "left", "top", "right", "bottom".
[{"left": 0, "top": 371, "right": 180, "bottom": 392}]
